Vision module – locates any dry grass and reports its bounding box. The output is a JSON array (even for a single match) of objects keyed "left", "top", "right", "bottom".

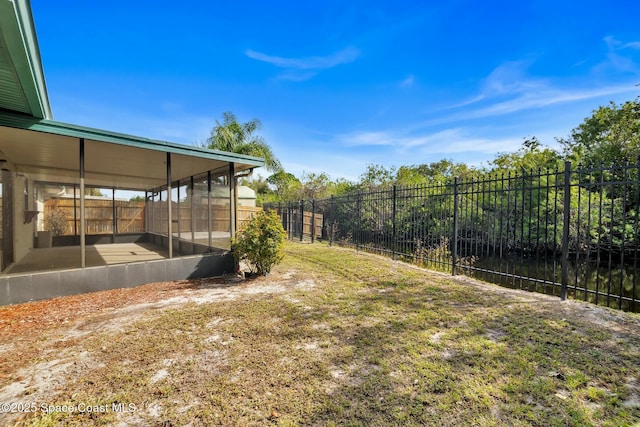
[{"left": 2, "top": 242, "right": 640, "bottom": 426}]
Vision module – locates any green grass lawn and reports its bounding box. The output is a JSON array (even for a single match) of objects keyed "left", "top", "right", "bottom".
[{"left": 16, "top": 242, "right": 640, "bottom": 426}]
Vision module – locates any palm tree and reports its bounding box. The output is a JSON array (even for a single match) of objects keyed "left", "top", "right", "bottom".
[{"left": 205, "top": 112, "right": 282, "bottom": 173}]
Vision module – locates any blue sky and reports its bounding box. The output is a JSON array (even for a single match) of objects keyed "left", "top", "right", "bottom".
[{"left": 32, "top": 0, "right": 640, "bottom": 181}]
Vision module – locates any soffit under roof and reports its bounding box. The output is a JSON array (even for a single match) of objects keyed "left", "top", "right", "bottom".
[
  {"left": 0, "top": 0, "right": 51, "bottom": 119},
  {"left": 0, "top": 113, "right": 264, "bottom": 191}
]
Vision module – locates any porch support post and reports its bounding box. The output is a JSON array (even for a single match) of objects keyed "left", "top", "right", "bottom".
[
  {"left": 207, "top": 171, "right": 212, "bottom": 249},
  {"left": 73, "top": 185, "right": 77, "bottom": 235},
  {"left": 166, "top": 152, "right": 173, "bottom": 258},
  {"left": 112, "top": 187, "right": 117, "bottom": 238},
  {"left": 144, "top": 191, "right": 148, "bottom": 233},
  {"left": 79, "top": 138, "right": 86, "bottom": 268},
  {"left": 190, "top": 176, "right": 195, "bottom": 245},
  {"left": 177, "top": 184, "right": 181, "bottom": 244},
  {"left": 229, "top": 163, "right": 236, "bottom": 240}
]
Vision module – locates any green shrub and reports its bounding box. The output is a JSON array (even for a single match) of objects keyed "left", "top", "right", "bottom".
[{"left": 232, "top": 210, "right": 286, "bottom": 276}]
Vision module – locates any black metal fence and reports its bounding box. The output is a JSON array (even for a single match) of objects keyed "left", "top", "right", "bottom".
[{"left": 265, "top": 160, "right": 640, "bottom": 312}]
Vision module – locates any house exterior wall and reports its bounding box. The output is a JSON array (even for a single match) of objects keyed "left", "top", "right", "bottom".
[{"left": 12, "top": 173, "right": 34, "bottom": 264}]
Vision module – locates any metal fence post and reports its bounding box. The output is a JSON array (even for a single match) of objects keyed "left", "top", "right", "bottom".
[
  {"left": 392, "top": 185, "right": 397, "bottom": 260},
  {"left": 287, "top": 202, "right": 292, "bottom": 240},
  {"left": 452, "top": 177, "right": 459, "bottom": 276},
  {"left": 282, "top": 161, "right": 637, "bottom": 312},
  {"left": 329, "top": 195, "right": 334, "bottom": 246},
  {"left": 356, "top": 191, "right": 361, "bottom": 251},
  {"left": 300, "top": 200, "right": 304, "bottom": 242},
  {"left": 311, "top": 199, "right": 316, "bottom": 244},
  {"left": 560, "top": 161, "right": 572, "bottom": 301}
]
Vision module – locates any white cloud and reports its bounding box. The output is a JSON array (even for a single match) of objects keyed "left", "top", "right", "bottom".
[
  {"left": 480, "top": 60, "right": 546, "bottom": 97},
  {"left": 336, "top": 129, "right": 435, "bottom": 149},
  {"left": 430, "top": 134, "right": 521, "bottom": 155},
  {"left": 601, "top": 36, "right": 640, "bottom": 74},
  {"left": 400, "top": 75, "right": 415, "bottom": 88},
  {"left": 245, "top": 47, "right": 360, "bottom": 80},
  {"left": 444, "top": 61, "right": 545, "bottom": 109},
  {"left": 342, "top": 131, "right": 395, "bottom": 146},
  {"left": 605, "top": 36, "right": 640, "bottom": 51},
  {"left": 624, "top": 41, "right": 640, "bottom": 49},
  {"left": 461, "top": 84, "right": 635, "bottom": 120},
  {"left": 246, "top": 47, "right": 360, "bottom": 69},
  {"left": 439, "top": 56, "right": 639, "bottom": 124},
  {"left": 336, "top": 127, "right": 520, "bottom": 156}
]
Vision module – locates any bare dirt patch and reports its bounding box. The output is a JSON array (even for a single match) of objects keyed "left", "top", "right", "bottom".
[{"left": 0, "top": 272, "right": 314, "bottom": 425}]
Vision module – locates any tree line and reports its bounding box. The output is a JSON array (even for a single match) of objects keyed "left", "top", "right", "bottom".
[
  {"left": 202, "top": 97, "right": 639, "bottom": 206},
  {"left": 200, "top": 99, "right": 639, "bottom": 309}
]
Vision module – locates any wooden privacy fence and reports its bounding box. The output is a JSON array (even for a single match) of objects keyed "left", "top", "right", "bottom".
[
  {"left": 267, "top": 205, "right": 323, "bottom": 241},
  {"left": 44, "top": 198, "right": 145, "bottom": 235},
  {"left": 237, "top": 206, "right": 264, "bottom": 229},
  {"left": 43, "top": 198, "right": 262, "bottom": 236},
  {"left": 148, "top": 203, "right": 262, "bottom": 234},
  {"left": 298, "top": 211, "right": 324, "bottom": 238}
]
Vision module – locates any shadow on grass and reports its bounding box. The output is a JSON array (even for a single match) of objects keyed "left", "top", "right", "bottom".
[{"left": 291, "top": 276, "right": 640, "bottom": 426}]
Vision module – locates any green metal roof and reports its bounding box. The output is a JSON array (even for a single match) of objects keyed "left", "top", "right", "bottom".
[
  {"left": 0, "top": 110, "right": 264, "bottom": 191},
  {"left": 0, "top": 111, "right": 265, "bottom": 167},
  {"left": 0, "top": 0, "right": 52, "bottom": 119}
]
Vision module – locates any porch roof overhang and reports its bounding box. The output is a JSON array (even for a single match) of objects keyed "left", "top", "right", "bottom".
[
  {"left": 0, "top": 0, "right": 52, "bottom": 119},
  {"left": 0, "top": 111, "right": 265, "bottom": 190}
]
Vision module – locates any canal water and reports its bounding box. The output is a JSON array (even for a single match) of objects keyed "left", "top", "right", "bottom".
[{"left": 460, "top": 254, "right": 639, "bottom": 312}]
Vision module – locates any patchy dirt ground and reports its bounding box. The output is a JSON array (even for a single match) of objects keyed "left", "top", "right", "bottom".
[
  {"left": 1, "top": 245, "right": 639, "bottom": 426},
  {"left": 0, "top": 272, "right": 316, "bottom": 425}
]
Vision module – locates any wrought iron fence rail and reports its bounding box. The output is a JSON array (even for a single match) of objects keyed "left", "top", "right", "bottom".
[
  {"left": 266, "top": 160, "right": 640, "bottom": 312},
  {"left": 460, "top": 266, "right": 563, "bottom": 288}
]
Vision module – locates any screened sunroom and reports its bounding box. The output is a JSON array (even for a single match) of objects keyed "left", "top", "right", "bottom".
[
  {"left": 0, "top": 0, "right": 264, "bottom": 305},
  {"left": 0, "top": 114, "right": 264, "bottom": 305}
]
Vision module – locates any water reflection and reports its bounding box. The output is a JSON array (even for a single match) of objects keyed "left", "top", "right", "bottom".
[{"left": 460, "top": 254, "right": 639, "bottom": 312}]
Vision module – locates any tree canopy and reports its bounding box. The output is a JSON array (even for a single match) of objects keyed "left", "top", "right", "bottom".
[
  {"left": 560, "top": 98, "right": 640, "bottom": 166},
  {"left": 205, "top": 111, "right": 283, "bottom": 173},
  {"left": 236, "top": 96, "right": 640, "bottom": 206},
  {"left": 490, "top": 137, "right": 562, "bottom": 172}
]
